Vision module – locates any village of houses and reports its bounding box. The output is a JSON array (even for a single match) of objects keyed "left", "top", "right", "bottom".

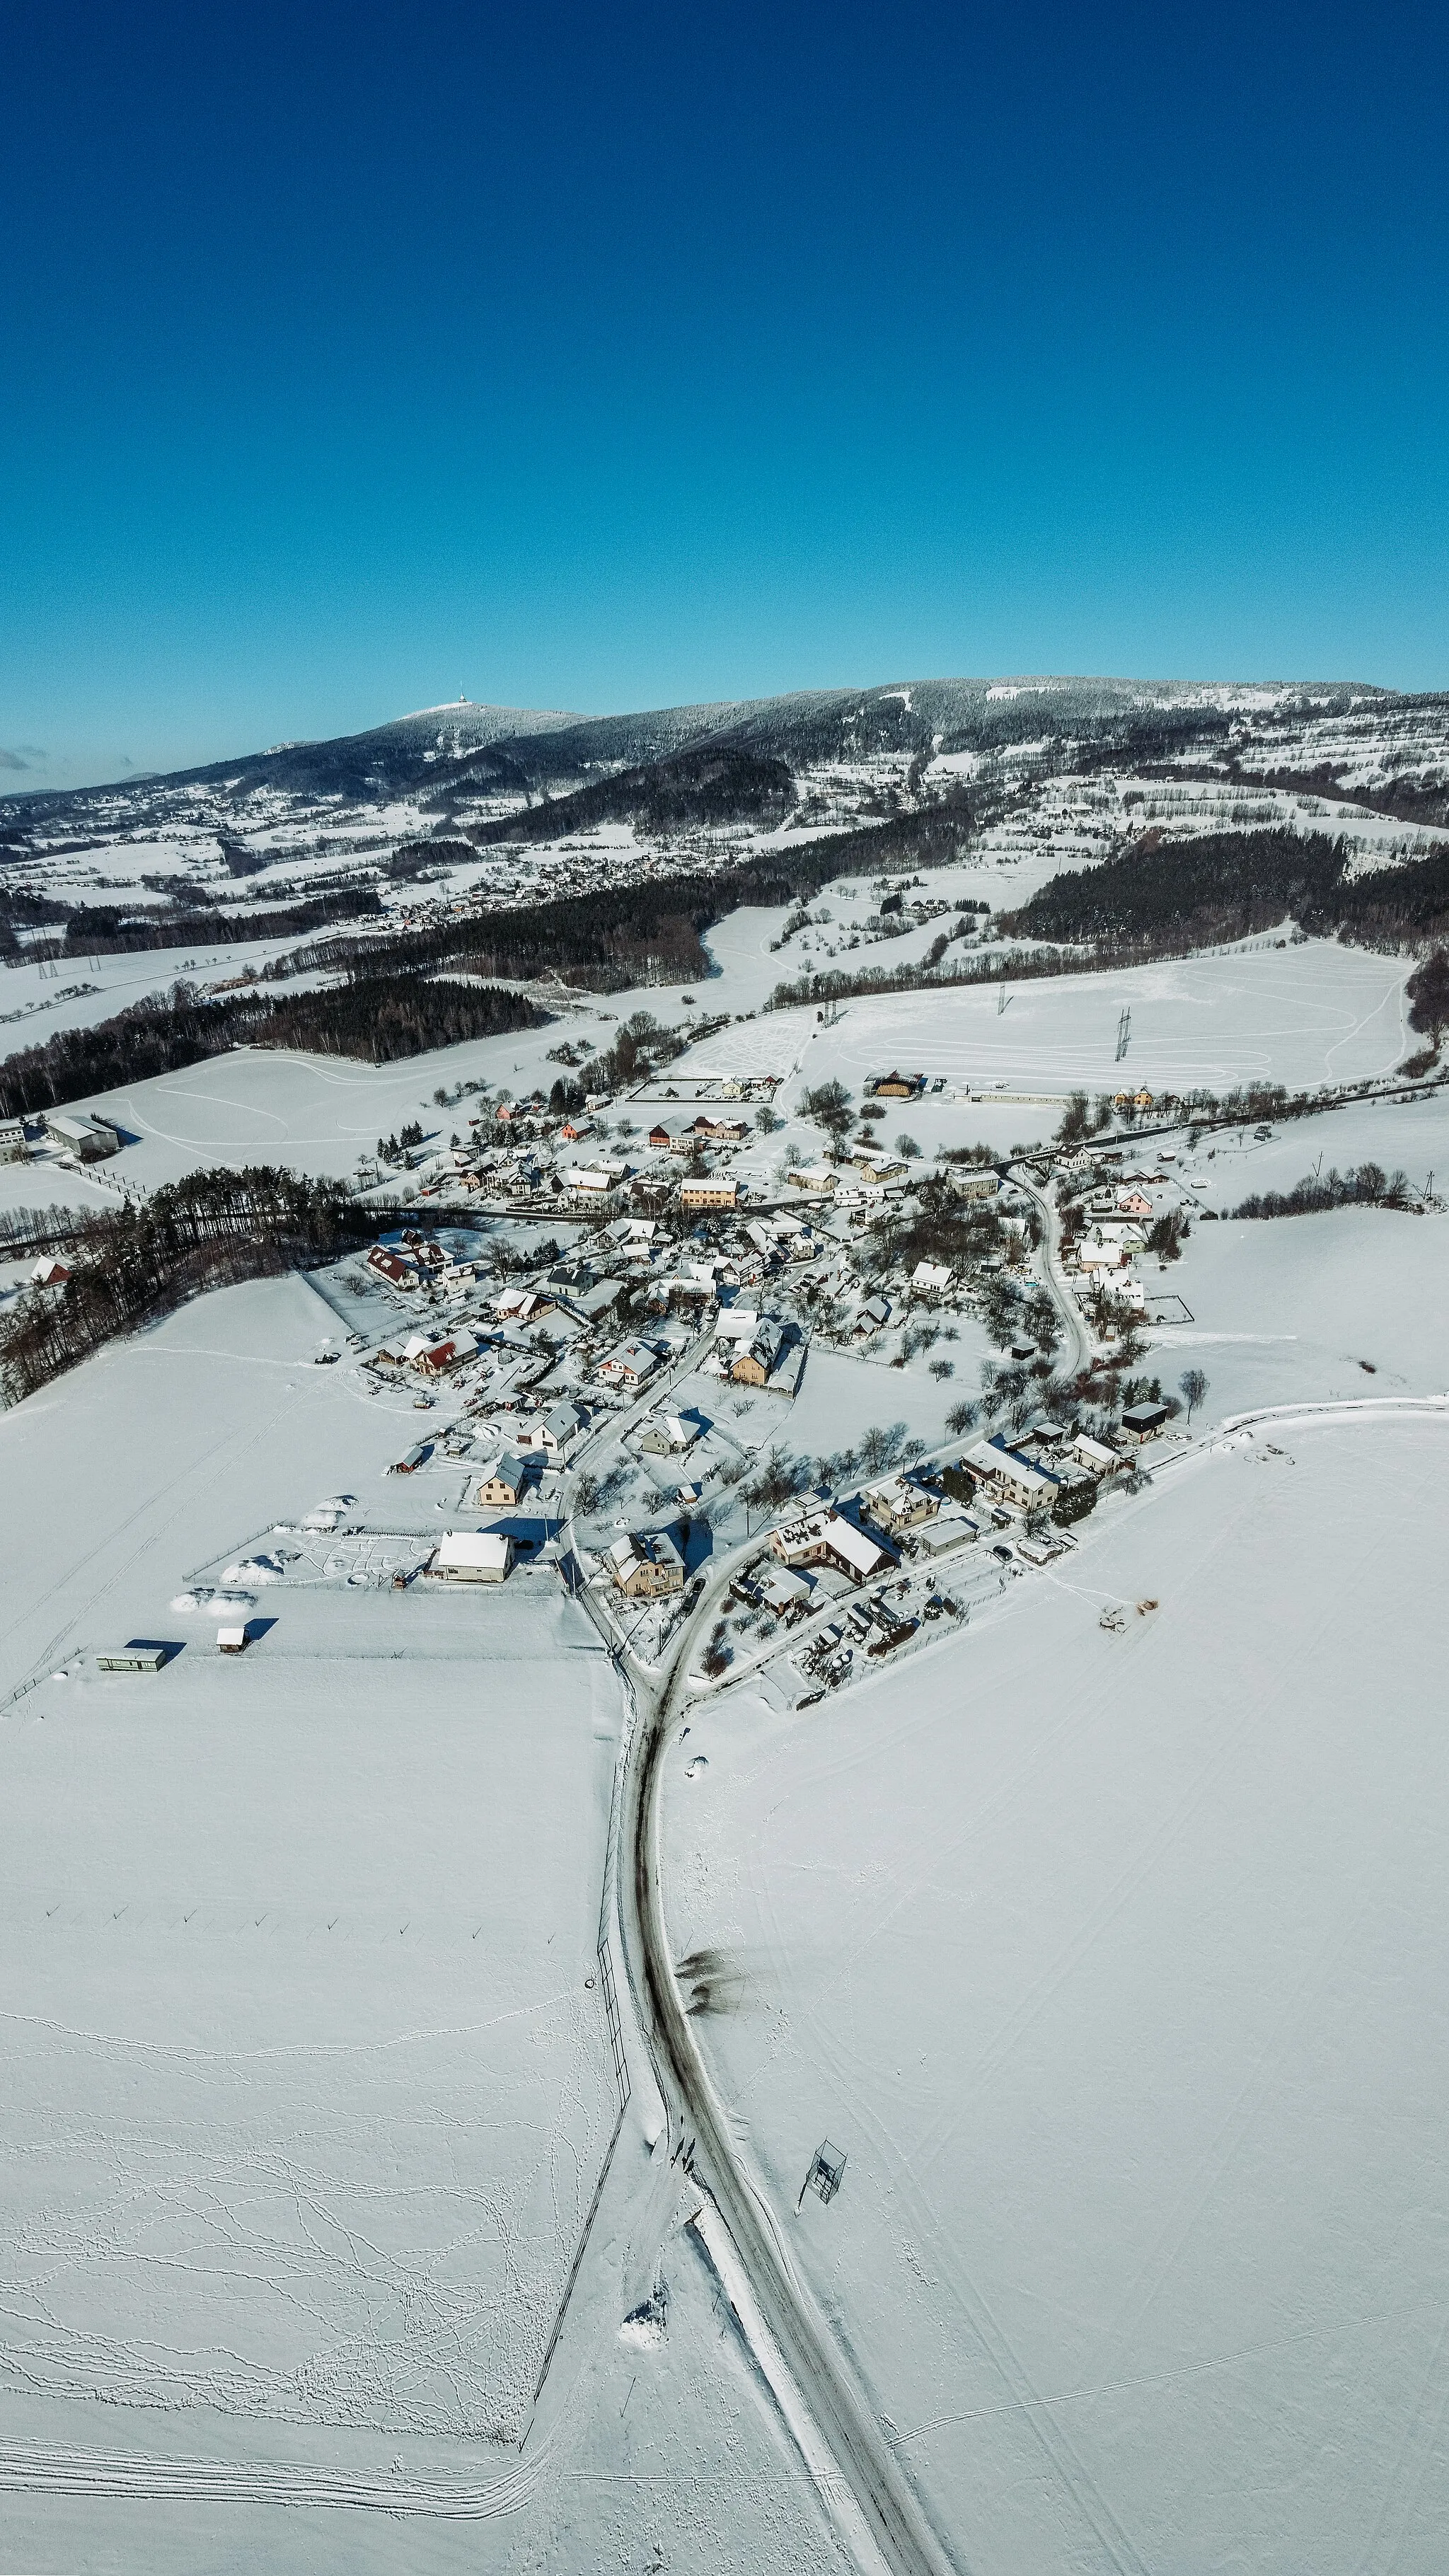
[{"left": 68, "top": 1053, "right": 1211, "bottom": 1700}]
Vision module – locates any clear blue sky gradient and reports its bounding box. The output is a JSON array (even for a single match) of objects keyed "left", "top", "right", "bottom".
[{"left": 3, "top": 0, "right": 1448, "bottom": 786}]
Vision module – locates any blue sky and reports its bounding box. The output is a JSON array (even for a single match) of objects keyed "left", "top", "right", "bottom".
[{"left": 3, "top": 0, "right": 1448, "bottom": 788}]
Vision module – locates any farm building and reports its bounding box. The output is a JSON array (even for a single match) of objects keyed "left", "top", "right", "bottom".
[
  {"left": 45, "top": 1110, "right": 120, "bottom": 1162},
  {"left": 867, "top": 1070, "right": 925, "bottom": 1100}
]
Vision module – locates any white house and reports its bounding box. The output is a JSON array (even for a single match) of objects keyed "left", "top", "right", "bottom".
[
  {"left": 597, "top": 1339, "right": 659, "bottom": 1389},
  {"left": 517, "top": 1401, "right": 587, "bottom": 1460},
  {"left": 430, "top": 1530, "right": 512, "bottom": 1583},
  {"left": 960, "top": 1438, "right": 1060, "bottom": 1513},
  {"left": 1071, "top": 1432, "right": 1121, "bottom": 1479}
]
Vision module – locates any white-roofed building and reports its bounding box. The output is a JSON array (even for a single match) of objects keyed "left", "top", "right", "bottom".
[
  {"left": 960, "top": 1438, "right": 1060, "bottom": 1513},
  {"left": 770, "top": 1508, "right": 896, "bottom": 1586},
  {"left": 606, "top": 1530, "right": 686, "bottom": 1597},
  {"left": 860, "top": 1473, "right": 940, "bottom": 1537},
  {"left": 597, "top": 1339, "right": 660, "bottom": 1388},
  {"left": 429, "top": 1530, "right": 513, "bottom": 1583},
  {"left": 517, "top": 1402, "right": 588, "bottom": 1460},
  {"left": 1071, "top": 1432, "right": 1122, "bottom": 1479}
]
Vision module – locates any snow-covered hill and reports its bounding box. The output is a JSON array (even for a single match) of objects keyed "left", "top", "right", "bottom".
[{"left": 3, "top": 676, "right": 1448, "bottom": 951}]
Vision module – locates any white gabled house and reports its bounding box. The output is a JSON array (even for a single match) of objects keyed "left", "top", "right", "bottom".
[
  {"left": 597, "top": 1339, "right": 661, "bottom": 1389},
  {"left": 516, "top": 1401, "right": 588, "bottom": 1460}
]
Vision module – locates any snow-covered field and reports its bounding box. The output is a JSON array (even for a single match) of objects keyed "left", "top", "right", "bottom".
[
  {"left": 662, "top": 1408, "right": 1449, "bottom": 2574},
  {"left": 27, "top": 1021, "right": 590, "bottom": 1195},
  {"left": 0, "top": 933, "right": 339, "bottom": 1044},
  {"left": 1190, "top": 1085, "right": 1449, "bottom": 1206},
  {"left": 5, "top": 928, "right": 1407, "bottom": 1218},
  {"left": 681, "top": 937, "right": 1412, "bottom": 1100},
  {"left": 1146, "top": 1207, "right": 1448, "bottom": 1419},
  {"left": 4, "top": 874, "right": 1446, "bottom": 2574},
  {"left": 0, "top": 1281, "right": 620, "bottom": 2483}
]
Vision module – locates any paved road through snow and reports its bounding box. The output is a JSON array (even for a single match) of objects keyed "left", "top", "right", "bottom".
[{"left": 609, "top": 1537, "right": 956, "bottom": 2576}]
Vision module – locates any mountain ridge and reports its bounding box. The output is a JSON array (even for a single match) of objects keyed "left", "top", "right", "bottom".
[{"left": 1, "top": 674, "right": 1402, "bottom": 825}]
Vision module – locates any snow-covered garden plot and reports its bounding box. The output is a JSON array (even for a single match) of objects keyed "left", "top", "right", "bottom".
[
  {"left": 0, "top": 1276, "right": 619, "bottom": 2473},
  {"left": 662, "top": 1410, "right": 1449, "bottom": 2576},
  {"left": 785, "top": 1341, "right": 974, "bottom": 1462},
  {"left": 1145, "top": 1207, "right": 1448, "bottom": 1419}
]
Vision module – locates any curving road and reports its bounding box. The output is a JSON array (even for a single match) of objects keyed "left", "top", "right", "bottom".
[
  {"left": 1008, "top": 1162, "right": 1092, "bottom": 1377},
  {"left": 610, "top": 1543, "right": 956, "bottom": 2576}
]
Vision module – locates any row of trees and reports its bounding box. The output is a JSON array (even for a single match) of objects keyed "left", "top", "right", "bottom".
[
  {"left": 0, "top": 974, "right": 546, "bottom": 1118},
  {"left": 0, "top": 1167, "right": 373, "bottom": 1403},
  {"left": 1231, "top": 1162, "right": 1414, "bottom": 1219},
  {"left": 57, "top": 888, "right": 384, "bottom": 954}
]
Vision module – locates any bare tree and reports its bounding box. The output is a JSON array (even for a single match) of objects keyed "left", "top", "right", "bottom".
[{"left": 1179, "top": 1366, "right": 1208, "bottom": 1425}]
